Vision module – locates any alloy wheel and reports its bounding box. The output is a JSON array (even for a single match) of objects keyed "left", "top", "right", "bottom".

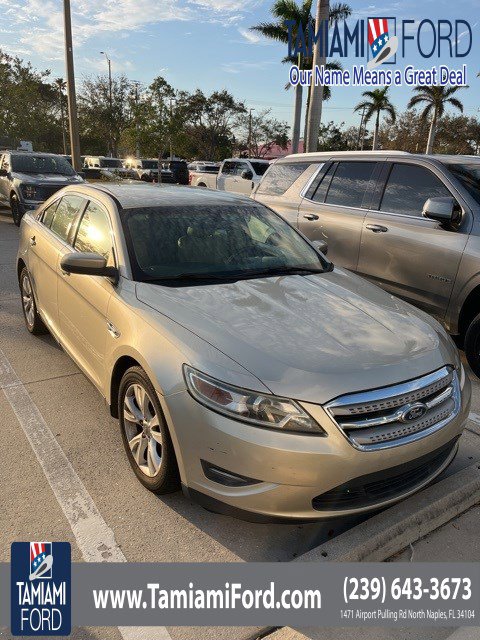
[
  {"left": 123, "top": 383, "right": 163, "bottom": 477},
  {"left": 21, "top": 273, "right": 35, "bottom": 328}
]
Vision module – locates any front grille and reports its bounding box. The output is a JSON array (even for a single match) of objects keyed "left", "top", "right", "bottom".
[
  {"left": 312, "top": 438, "right": 458, "bottom": 511},
  {"left": 36, "top": 185, "right": 65, "bottom": 201},
  {"left": 325, "top": 367, "right": 460, "bottom": 451}
]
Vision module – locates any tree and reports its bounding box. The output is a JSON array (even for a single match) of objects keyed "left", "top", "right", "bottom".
[
  {"left": 235, "top": 109, "right": 290, "bottom": 157},
  {"left": 78, "top": 74, "right": 133, "bottom": 157},
  {"left": 354, "top": 87, "right": 396, "bottom": 150},
  {"left": 0, "top": 49, "right": 63, "bottom": 152},
  {"left": 407, "top": 85, "right": 464, "bottom": 154},
  {"left": 252, "top": 1, "right": 350, "bottom": 154}
]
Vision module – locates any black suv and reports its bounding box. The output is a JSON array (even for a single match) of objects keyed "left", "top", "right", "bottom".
[{"left": 0, "top": 151, "right": 84, "bottom": 225}]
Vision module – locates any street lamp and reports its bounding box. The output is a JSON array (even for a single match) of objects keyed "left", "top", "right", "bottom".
[{"left": 100, "top": 51, "right": 113, "bottom": 156}]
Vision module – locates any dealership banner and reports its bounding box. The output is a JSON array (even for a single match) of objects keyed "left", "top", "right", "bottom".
[{"left": 1, "top": 552, "right": 480, "bottom": 634}]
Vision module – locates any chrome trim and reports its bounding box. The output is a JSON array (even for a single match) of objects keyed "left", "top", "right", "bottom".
[
  {"left": 325, "top": 367, "right": 460, "bottom": 452},
  {"left": 299, "top": 163, "right": 325, "bottom": 199}
]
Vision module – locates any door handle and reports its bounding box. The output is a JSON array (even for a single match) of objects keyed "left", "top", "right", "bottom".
[
  {"left": 303, "top": 213, "right": 319, "bottom": 221},
  {"left": 29, "top": 235, "right": 36, "bottom": 246},
  {"left": 366, "top": 224, "right": 388, "bottom": 233}
]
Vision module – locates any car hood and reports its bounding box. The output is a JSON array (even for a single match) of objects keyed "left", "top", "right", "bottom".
[
  {"left": 14, "top": 172, "right": 81, "bottom": 184},
  {"left": 136, "top": 268, "right": 456, "bottom": 404}
]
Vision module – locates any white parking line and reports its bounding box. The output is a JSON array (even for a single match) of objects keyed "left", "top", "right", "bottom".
[{"left": 0, "top": 348, "right": 172, "bottom": 640}]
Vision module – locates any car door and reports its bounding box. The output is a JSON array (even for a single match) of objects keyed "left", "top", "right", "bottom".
[
  {"left": 28, "top": 194, "right": 86, "bottom": 334},
  {"left": 216, "top": 161, "right": 236, "bottom": 192},
  {"left": 298, "top": 160, "right": 379, "bottom": 271},
  {"left": 57, "top": 197, "right": 116, "bottom": 389},
  {"left": 232, "top": 161, "right": 253, "bottom": 195},
  {"left": 357, "top": 161, "right": 470, "bottom": 320}
]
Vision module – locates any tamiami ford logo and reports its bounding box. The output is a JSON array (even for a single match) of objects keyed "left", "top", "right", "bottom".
[
  {"left": 11, "top": 542, "right": 71, "bottom": 636},
  {"left": 287, "top": 16, "right": 472, "bottom": 87}
]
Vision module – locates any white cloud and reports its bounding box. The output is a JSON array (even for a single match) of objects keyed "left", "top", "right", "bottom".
[{"left": 221, "top": 60, "right": 276, "bottom": 73}]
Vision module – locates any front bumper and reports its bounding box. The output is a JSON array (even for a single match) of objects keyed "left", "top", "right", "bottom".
[{"left": 161, "top": 369, "right": 471, "bottom": 522}]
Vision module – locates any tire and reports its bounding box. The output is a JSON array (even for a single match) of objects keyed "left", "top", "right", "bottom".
[
  {"left": 118, "top": 366, "right": 180, "bottom": 493},
  {"left": 464, "top": 313, "right": 480, "bottom": 378},
  {"left": 19, "top": 267, "right": 47, "bottom": 335},
  {"left": 11, "top": 194, "right": 24, "bottom": 227},
  {"left": 198, "top": 182, "right": 207, "bottom": 188}
]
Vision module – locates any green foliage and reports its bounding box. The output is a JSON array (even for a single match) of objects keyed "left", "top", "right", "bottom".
[{"left": 235, "top": 109, "right": 290, "bottom": 157}]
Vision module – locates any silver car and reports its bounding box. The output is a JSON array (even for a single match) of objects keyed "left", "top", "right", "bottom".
[{"left": 17, "top": 183, "right": 471, "bottom": 521}]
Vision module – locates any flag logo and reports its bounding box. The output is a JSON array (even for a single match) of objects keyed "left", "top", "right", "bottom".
[
  {"left": 29, "top": 542, "right": 53, "bottom": 581},
  {"left": 367, "top": 17, "right": 399, "bottom": 68}
]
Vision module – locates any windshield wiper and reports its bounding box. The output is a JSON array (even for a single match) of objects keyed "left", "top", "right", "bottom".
[{"left": 144, "top": 273, "right": 241, "bottom": 283}]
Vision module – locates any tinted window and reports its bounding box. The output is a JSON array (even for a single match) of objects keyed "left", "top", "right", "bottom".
[
  {"left": 257, "top": 162, "right": 312, "bottom": 196},
  {"left": 122, "top": 204, "right": 328, "bottom": 282},
  {"left": 250, "top": 162, "right": 269, "bottom": 176},
  {"left": 381, "top": 164, "right": 451, "bottom": 217},
  {"left": 444, "top": 163, "right": 480, "bottom": 206},
  {"left": 234, "top": 162, "right": 249, "bottom": 176},
  {"left": 311, "top": 163, "right": 335, "bottom": 202},
  {"left": 325, "top": 162, "right": 376, "bottom": 207},
  {"left": 11, "top": 154, "right": 75, "bottom": 176},
  {"left": 101, "top": 158, "right": 122, "bottom": 168},
  {"left": 222, "top": 162, "right": 234, "bottom": 175},
  {"left": 74, "top": 201, "right": 112, "bottom": 260},
  {"left": 42, "top": 200, "right": 60, "bottom": 228},
  {"left": 49, "top": 195, "right": 85, "bottom": 242}
]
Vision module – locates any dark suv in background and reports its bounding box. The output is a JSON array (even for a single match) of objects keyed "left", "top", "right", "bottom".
[
  {"left": 0, "top": 151, "right": 83, "bottom": 225},
  {"left": 253, "top": 151, "right": 480, "bottom": 376}
]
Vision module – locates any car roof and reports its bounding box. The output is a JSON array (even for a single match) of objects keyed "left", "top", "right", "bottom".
[
  {"left": 278, "top": 151, "right": 480, "bottom": 164},
  {"left": 75, "top": 183, "right": 256, "bottom": 210}
]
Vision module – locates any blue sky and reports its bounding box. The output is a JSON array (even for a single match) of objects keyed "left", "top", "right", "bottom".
[{"left": 0, "top": 0, "right": 479, "bottom": 134}]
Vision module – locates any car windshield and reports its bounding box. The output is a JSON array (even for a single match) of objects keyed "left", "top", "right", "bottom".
[
  {"left": 142, "top": 160, "right": 158, "bottom": 169},
  {"left": 11, "top": 154, "right": 76, "bottom": 176},
  {"left": 122, "top": 203, "right": 329, "bottom": 283},
  {"left": 200, "top": 165, "right": 219, "bottom": 173},
  {"left": 250, "top": 162, "right": 269, "bottom": 176},
  {"left": 443, "top": 162, "right": 480, "bottom": 206},
  {"left": 102, "top": 158, "right": 122, "bottom": 168}
]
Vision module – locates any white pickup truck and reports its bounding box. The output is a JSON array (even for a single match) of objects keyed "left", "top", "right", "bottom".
[{"left": 190, "top": 158, "right": 270, "bottom": 194}]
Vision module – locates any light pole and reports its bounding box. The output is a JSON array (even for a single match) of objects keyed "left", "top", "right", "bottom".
[
  {"left": 248, "top": 108, "right": 255, "bottom": 157},
  {"left": 132, "top": 81, "right": 141, "bottom": 157},
  {"left": 356, "top": 106, "right": 366, "bottom": 150},
  {"left": 100, "top": 51, "right": 113, "bottom": 156},
  {"left": 169, "top": 98, "right": 174, "bottom": 159},
  {"left": 63, "top": 0, "right": 81, "bottom": 171}
]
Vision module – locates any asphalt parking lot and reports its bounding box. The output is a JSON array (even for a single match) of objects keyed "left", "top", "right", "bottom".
[{"left": 2, "top": 204, "right": 480, "bottom": 640}]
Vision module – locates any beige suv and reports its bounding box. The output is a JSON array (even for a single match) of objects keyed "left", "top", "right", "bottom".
[{"left": 253, "top": 152, "right": 480, "bottom": 376}]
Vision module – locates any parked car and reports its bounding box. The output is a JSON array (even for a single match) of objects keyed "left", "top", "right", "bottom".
[
  {"left": 252, "top": 151, "right": 480, "bottom": 376},
  {"left": 123, "top": 158, "right": 160, "bottom": 182},
  {"left": 84, "top": 156, "right": 124, "bottom": 172},
  {"left": 161, "top": 159, "right": 189, "bottom": 185},
  {"left": 17, "top": 183, "right": 470, "bottom": 521},
  {"left": 194, "top": 158, "right": 269, "bottom": 194},
  {"left": 189, "top": 162, "right": 221, "bottom": 186},
  {"left": 0, "top": 151, "right": 83, "bottom": 225}
]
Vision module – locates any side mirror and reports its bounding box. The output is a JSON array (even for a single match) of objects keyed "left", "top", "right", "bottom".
[
  {"left": 422, "top": 197, "right": 460, "bottom": 224},
  {"left": 61, "top": 252, "right": 118, "bottom": 283},
  {"left": 312, "top": 239, "right": 328, "bottom": 255},
  {"left": 241, "top": 170, "right": 253, "bottom": 180},
  {"left": 0, "top": 168, "right": 8, "bottom": 177}
]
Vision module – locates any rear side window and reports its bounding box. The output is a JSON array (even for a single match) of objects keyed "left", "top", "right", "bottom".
[
  {"left": 257, "top": 162, "right": 312, "bottom": 196},
  {"left": 380, "top": 164, "right": 451, "bottom": 217},
  {"left": 42, "top": 200, "right": 60, "bottom": 227},
  {"left": 222, "top": 162, "right": 234, "bottom": 175},
  {"left": 49, "top": 195, "right": 85, "bottom": 243},
  {"left": 325, "top": 162, "right": 376, "bottom": 207},
  {"left": 74, "top": 201, "right": 112, "bottom": 260}
]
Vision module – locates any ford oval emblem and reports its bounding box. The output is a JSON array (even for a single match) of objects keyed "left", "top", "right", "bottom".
[{"left": 400, "top": 402, "right": 428, "bottom": 423}]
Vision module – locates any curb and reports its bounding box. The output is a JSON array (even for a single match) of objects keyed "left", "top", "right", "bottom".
[{"left": 291, "top": 461, "right": 480, "bottom": 562}]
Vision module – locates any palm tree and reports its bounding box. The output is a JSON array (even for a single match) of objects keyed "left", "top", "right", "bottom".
[
  {"left": 354, "top": 87, "right": 396, "bottom": 151},
  {"left": 252, "top": 1, "right": 350, "bottom": 153},
  {"left": 407, "top": 86, "right": 464, "bottom": 154}
]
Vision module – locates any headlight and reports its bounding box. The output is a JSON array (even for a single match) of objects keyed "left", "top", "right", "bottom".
[
  {"left": 22, "top": 185, "right": 37, "bottom": 199},
  {"left": 183, "top": 365, "right": 325, "bottom": 435}
]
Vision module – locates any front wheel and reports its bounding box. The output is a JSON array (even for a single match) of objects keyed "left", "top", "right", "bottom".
[
  {"left": 20, "top": 267, "right": 47, "bottom": 335},
  {"left": 118, "top": 366, "right": 180, "bottom": 493},
  {"left": 465, "top": 314, "right": 480, "bottom": 378},
  {"left": 11, "top": 194, "right": 24, "bottom": 227}
]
